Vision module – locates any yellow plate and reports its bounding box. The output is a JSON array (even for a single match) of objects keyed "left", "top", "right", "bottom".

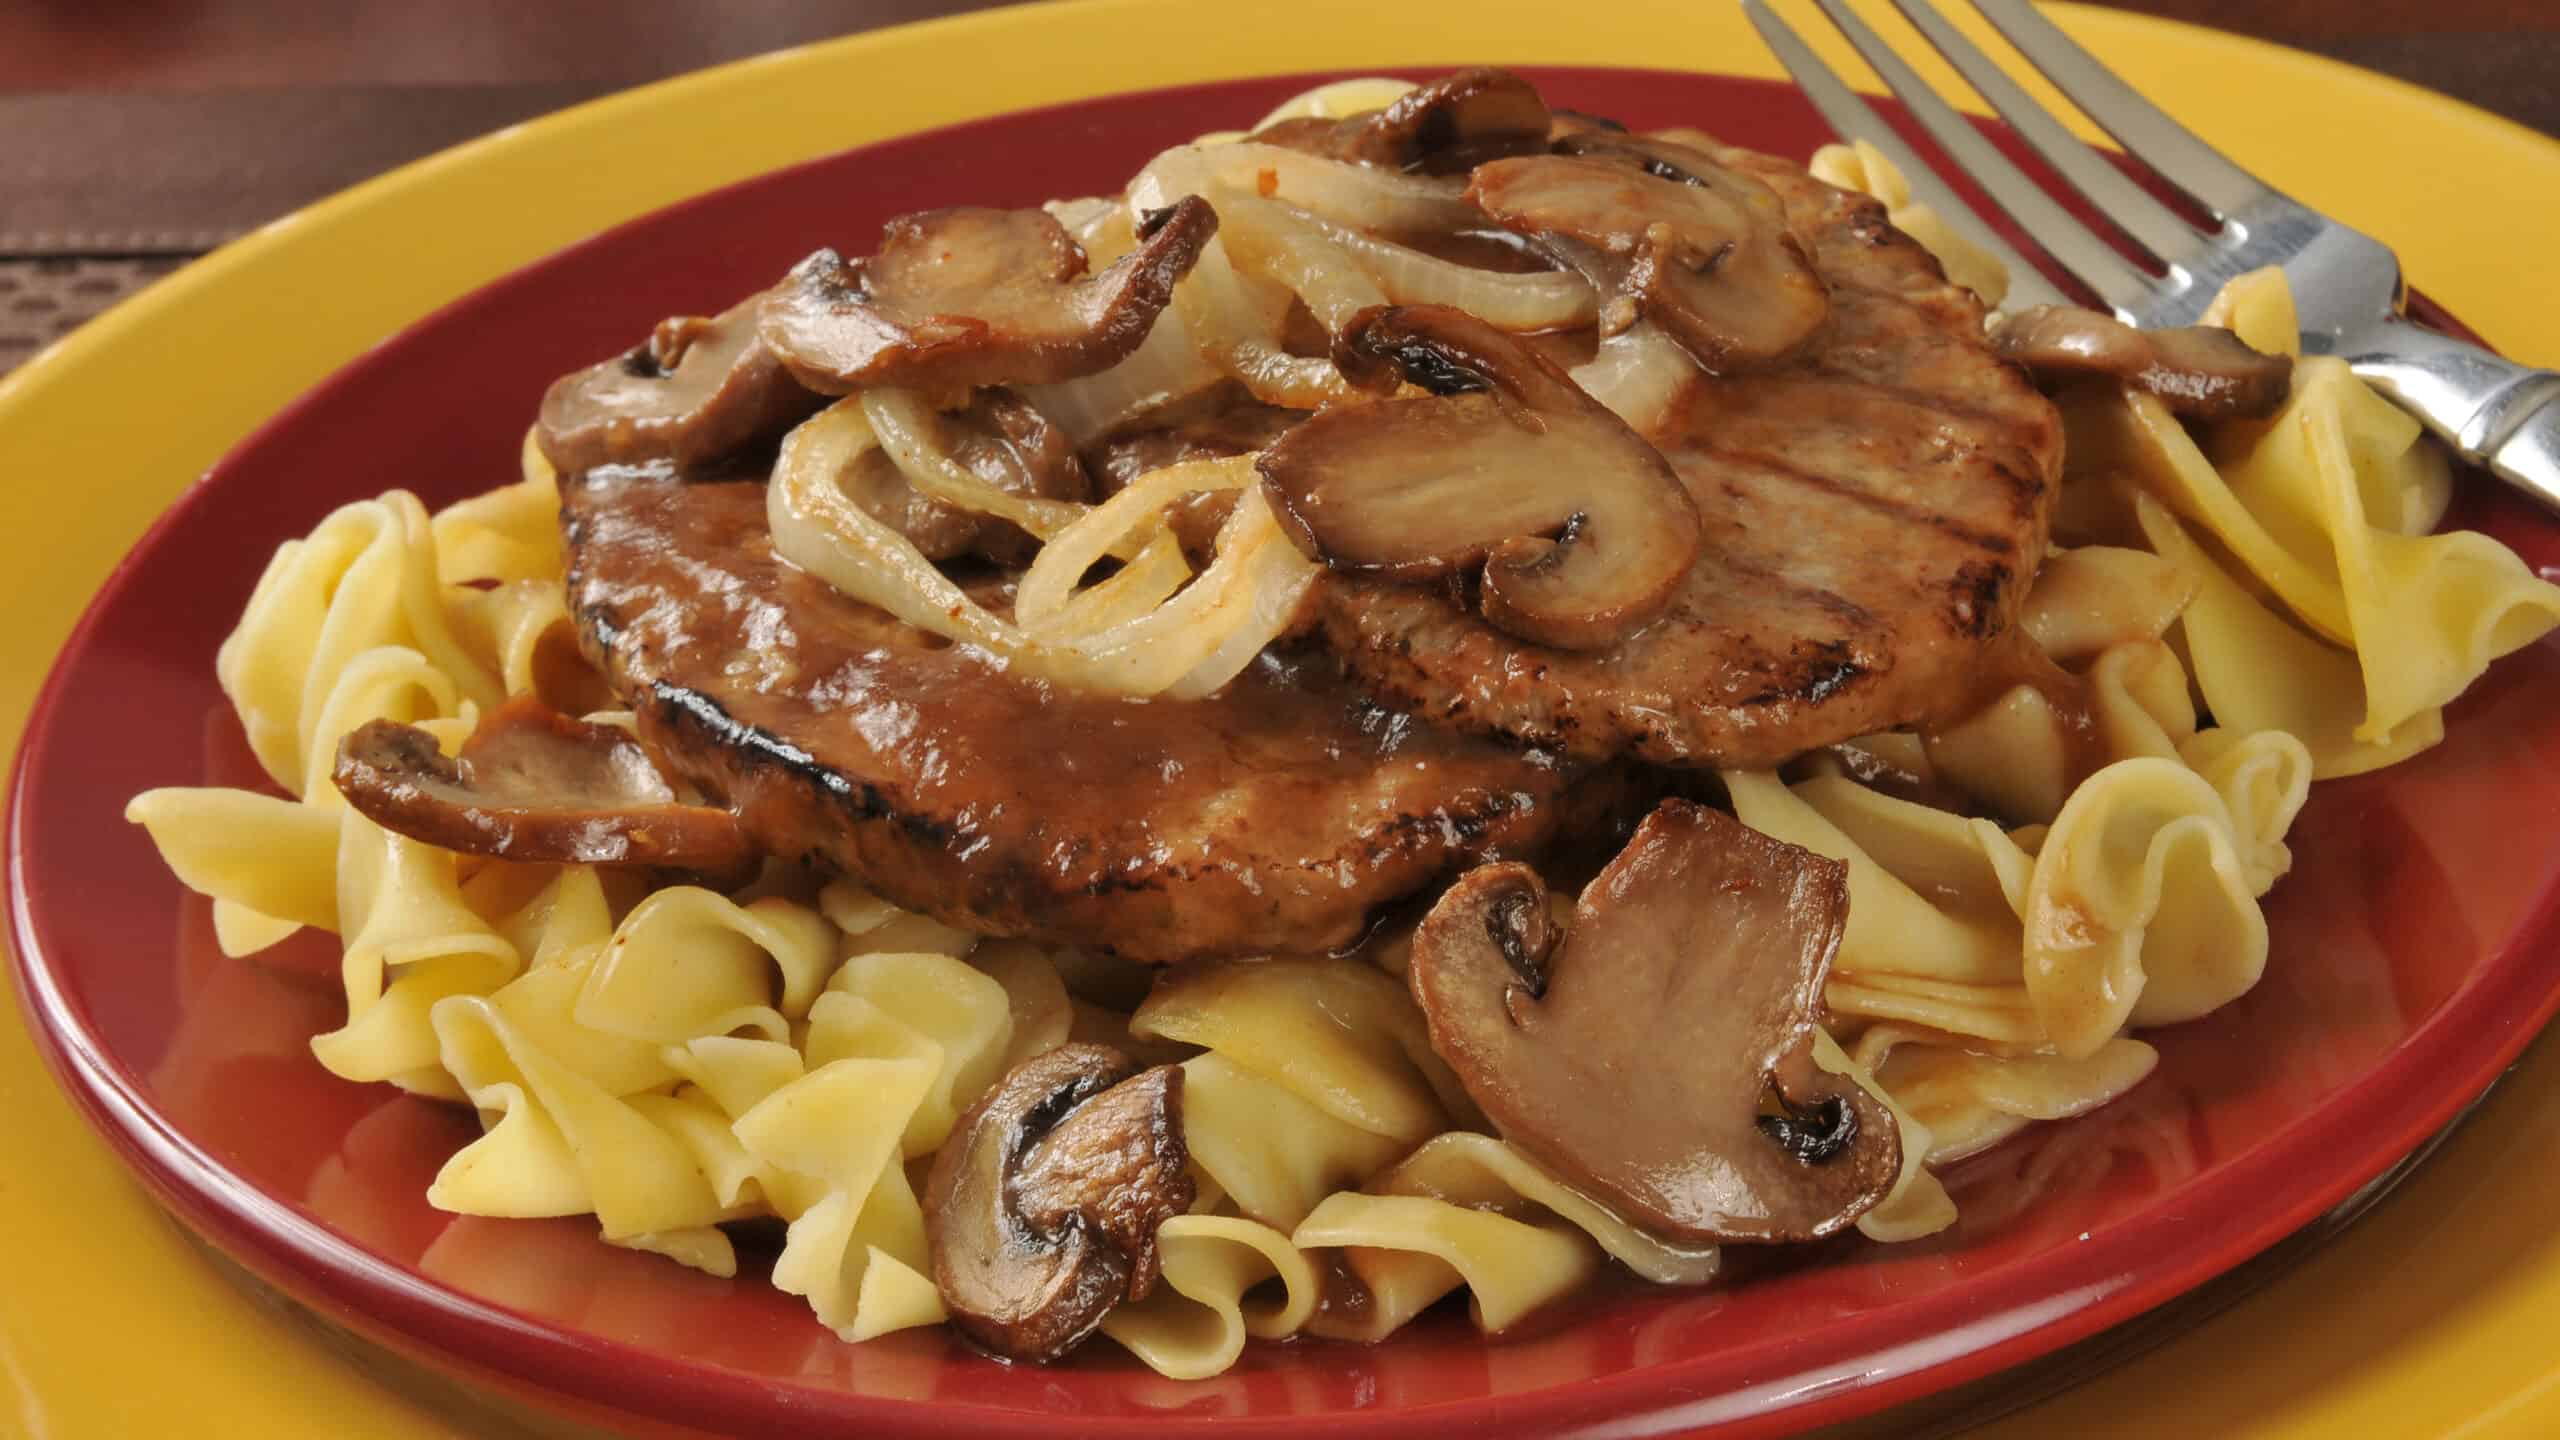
[{"left": 4, "top": 1, "right": 2557, "bottom": 1434}]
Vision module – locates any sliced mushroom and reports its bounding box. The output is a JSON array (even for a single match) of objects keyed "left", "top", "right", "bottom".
[
  {"left": 331, "top": 696, "right": 756, "bottom": 878},
  {"left": 1407, "top": 800, "right": 1900, "bottom": 1244},
  {"left": 1257, "top": 303, "right": 1702, "bottom": 651},
  {"left": 925, "top": 1044, "right": 1193, "bottom": 1363},
  {"left": 1994, "top": 304, "right": 2293, "bottom": 420},
  {"left": 1255, "top": 67, "right": 1553, "bottom": 176},
  {"left": 536, "top": 292, "right": 825, "bottom": 473},
  {"left": 758, "top": 197, "right": 1218, "bottom": 394},
  {"left": 845, "top": 388, "right": 1096, "bottom": 563},
  {"left": 1467, "top": 136, "right": 1829, "bottom": 373}
]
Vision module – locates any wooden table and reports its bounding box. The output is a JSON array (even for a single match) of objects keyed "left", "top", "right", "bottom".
[{"left": 1, "top": 0, "right": 2554, "bottom": 372}]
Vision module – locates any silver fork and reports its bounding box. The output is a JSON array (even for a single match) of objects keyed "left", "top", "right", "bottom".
[{"left": 1741, "top": 0, "right": 2560, "bottom": 511}]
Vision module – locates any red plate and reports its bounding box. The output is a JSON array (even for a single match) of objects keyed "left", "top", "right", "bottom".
[{"left": 12, "top": 68, "right": 2560, "bottom": 1439}]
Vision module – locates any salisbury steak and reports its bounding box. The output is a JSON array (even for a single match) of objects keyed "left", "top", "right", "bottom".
[
  {"left": 1307, "top": 137, "right": 2064, "bottom": 768},
  {"left": 561, "top": 464, "right": 1566, "bottom": 961}
]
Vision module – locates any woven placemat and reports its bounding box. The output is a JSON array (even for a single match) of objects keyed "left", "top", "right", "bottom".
[{"left": 0, "top": 256, "right": 193, "bottom": 377}]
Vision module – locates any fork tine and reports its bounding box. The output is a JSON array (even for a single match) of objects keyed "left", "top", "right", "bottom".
[
  {"left": 1810, "top": 0, "right": 2154, "bottom": 317},
  {"left": 1888, "top": 0, "right": 2197, "bottom": 264},
  {"left": 1971, "top": 0, "right": 2276, "bottom": 222},
  {"left": 1740, "top": 0, "right": 2069, "bottom": 311}
]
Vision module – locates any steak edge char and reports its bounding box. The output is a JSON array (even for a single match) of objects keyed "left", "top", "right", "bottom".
[
  {"left": 560, "top": 465, "right": 1568, "bottom": 962},
  {"left": 1311, "top": 138, "right": 2066, "bottom": 768}
]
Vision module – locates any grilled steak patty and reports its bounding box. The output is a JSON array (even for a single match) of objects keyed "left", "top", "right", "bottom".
[
  {"left": 1306, "top": 141, "right": 2064, "bottom": 768},
  {"left": 560, "top": 464, "right": 1567, "bottom": 961}
]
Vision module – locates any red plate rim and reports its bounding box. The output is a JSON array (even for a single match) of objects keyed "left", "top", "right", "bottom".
[{"left": 10, "top": 64, "right": 2560, "bottom": 1440}]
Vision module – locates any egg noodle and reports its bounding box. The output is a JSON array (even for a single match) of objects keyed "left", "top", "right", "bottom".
[{"left": 127, "top": 81, "right": 2560, "bottom": 1379}]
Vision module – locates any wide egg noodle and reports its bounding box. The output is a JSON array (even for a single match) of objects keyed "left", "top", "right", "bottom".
[
  {"left": 427, "top": 986, "right": 737, "bottom": 1261},
  {"left": 1174, "top": 1050, "right": 1410, "bottom": 1232},
  {"left": 1722, "top": 768, "right": 2024, "bottom": 989},
  {"left": 2062, "top": 316, "right": 2560, "bottom": 744},
  {"left": 313, "top": 805, "right": 523, "bottom": 1099},
  {"left": 2134, "top": 488, "right": 2446, "bottom": 777},
  {"left": 1916, "top": 531, "right": 2213, "bottom": 826},
  {"left": 1810, "top": 1029, "right": 1957, "bottom": 1243},
  {"left": 423, "top": 886, "right": 1014, "bottom": 1344},
  {"left": 1290, "top": 1133, "right": 1724, "bottom": 1344},
  {"left": 572, "top": 886, "right": 835, "bottom": 1048},
  {"left": 1292, "top": 1196, "right": 1595, "bottom": 1342},
  {"left": 1922, "top": 637, "right": 2198, "bottom": 825},
  {"left": 2202, "top": 272, "right": 2449, "bottom": 539},
  {"left": 1356, "top": 1132, "right": 1721, "bottom": 1288},
  {"left": 1825, "top": 975, "right": 2046, "bottom": 1052},
  {"left": 1726, "top": 768, "right": 2046, "bottom": 1052},
  {"left": 124, "top": 786, "right": 340, "bottom": 947},
  {"left": 2223, "top": 358, "right": 2560, "bottom": 740},
  {"left": 733, "top": 1056, "right": 946, "bottom": 1342},
  {"left": 1852, "top": 1025, "right": 2160, "bottom": 1166},
  {"left": 1790, "top": 772, "right": 2038, "bottom": 923},
  {"left": 659, "top": 1036, "right": 814, "bottom": 1211},
  {"left": 1131, "top": 956, "right": 1466, "bottom": 1147},
  {"left": 432, "top": 435, "right": 568, "bottom": 585},
  {"left": 819, "top": 876, "right": 988, "bottom": 966},
  {"left": 444, "top": 577, "right": 584, "bottom": 706},
  {"left": 291, "top": 645, "right": 469, "bottom": 802},
  {"left": 968, "top": 938, "right": 1075, "bottom": 1069},
  {"left": 2019, "top": 545, "right": 2198, "bottom": 666},
  {"left": 1099, "top": 1215, "right": 1320, "bottom": 1381},
  {"left": 725, "top": 946, "right": 1016, "bottom": 1340},
  {"left": 216, "top": 489, "right": 500, "bottom": 793},
  {"left": 2179, "top": 727, "right": 2315, "bottom": 897},
  {"left": 2022, "top": 757, "right": 2268, "bottom": 1058},
  {"left": 449, "top": 866, "right": 674, "bottom": 1099},
  {"left": 805, "top": 950, "right": 1014, "bottom": 1157}
]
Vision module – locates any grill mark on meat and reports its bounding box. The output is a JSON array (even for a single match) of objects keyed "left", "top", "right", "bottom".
[
  {"left": 644, "top": 682, "right": 957, "bottom": 846},
  {"left": 1946, "top": 559, "right": 2015, "bottom": 640},
  {"left": 1735, "top": 638, "right": 1867, "bottom": 710},
  {"left": 1309, "top": 136, "right": 2063, "bottom": 768},
  {"left": 1785, "top": 371, "right": 2023, "bottom": 433},
  {"left": 1687, "top": 443, "right": 2018, "bottom": 555},
  {"left": 561, "top": 464, "right": 1570, "bottom": 961}
]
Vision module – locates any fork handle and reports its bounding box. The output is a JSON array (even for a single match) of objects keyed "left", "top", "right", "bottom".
[{"left": 2337, "top": 317, "right": 2560, "bottom": 514}]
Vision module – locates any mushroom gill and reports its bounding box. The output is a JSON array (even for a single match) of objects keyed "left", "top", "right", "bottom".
[
  {"left": 758, "top": 196, "right": 1218, "bottom": 394},
  {"left": 1406, "top": 800, "right": 1901, "bottom": 1244},
  {"left": 924, "top": 1044, "right": 1193, "bottom": 1363},
  {"left": 331, "top": 696, "right": 756, "bottom": 879},
  {"left": 1257, "top": 303, "right": 1702, "bottom": 651},
  {"left": 1467, "top": 134, "right": 1829, "bottom": 373},
  {"left": 1994, "top": 304, "right": 2294, "bottom": 420},
  {"left": 536, "top": 292, "right": 824, "bottom": 474}
]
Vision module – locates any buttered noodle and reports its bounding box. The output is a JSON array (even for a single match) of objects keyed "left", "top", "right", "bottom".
[{"left": 127, "top": 80, "right": 2560, "bottom": 1378}]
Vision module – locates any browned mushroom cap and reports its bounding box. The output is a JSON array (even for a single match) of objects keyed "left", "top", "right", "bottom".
[
  {"left": 924, "top": 1044, "right": 1194, "bottom": 1363},
  {"left": 1467, "top": 136, "right": 1829, "bottom": 373},
  {"left": 1994, "top": 304, "right": 2293, "bottom": 420},
  {"left": 331, "top": 696, "right": 756, "bottom": 878},
  {"left": 1407, "top": 800, "right": 1901, "bottom": 1244},
  {"left": 1257, "top": 303, "right": 1702, "bottom": 651},
  {"left": 535, "top": 293, "right": 824, "bottom": 474},
  {"left": 757, "top": 197, "right": 1218, "bottom": 394},
  {"left": 1310, "top": 68, "right": 1555, "bottom": 175}
]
